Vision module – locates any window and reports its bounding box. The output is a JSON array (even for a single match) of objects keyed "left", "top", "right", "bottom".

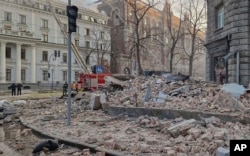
[
  {"left": 21, "top": 49, "right": 26, "bottom": 59},
  {"left": 42, "top": 34, "right": 48, "bottom": 42},
  {"left": 63, "top": 24, "right": 67, "bottom": 32},
  {"left": 63, "top": 53, "right": 67, "bottom": 63},
  {"left": 216, "top": 5, "right": 224, "bottom": 29},
  {"left": 43, "top": 70, "right": 48, "bottom": 81},
  {"left": 42, "top": 51, "right": 48, "bottom": 61},
  {"left": 100, "top": 31, "right": 105, "bottom": 39},
  {"left": 4, "top": 12, "right": 11, "bottom": 22},
  {"left": 85, "top": 41, "right": 90, "bottom": 48},
  {"left": 6, "top": 47, "right": 11, "bottom": 58},
  {"left": 6, "top": 69, "right": 11, "bottom": 81},
  {"left": 63, "top": 71, "right": 67, "bottom": 81},
  {"left": 21, "top": 69, "right": 25, "bottom": 81},
  {"left": 75, "top": 40, "right": 79, "bottom": 46},
  {"left": 64, "top": 38, "right": 68, "bottom": 45},
  {"left": 19, "top": 15, "right": 26, "bottom": 24},
  {"left": 86, "top": 28, "right": 90, "bottom": 36},
  {"left": 75, "top": 72, "right": 79, "bottom": 82},
  {"left": 42, "top": 19, "right": 48, "bottom": 28}
]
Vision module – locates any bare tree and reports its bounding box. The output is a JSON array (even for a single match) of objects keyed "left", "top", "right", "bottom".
[
  {"left": 182, "top": 0, "right": 206, "bottom": 76},
  {"left": 164, "top": 0, "right": 183, "bottom": 73},
  {"left": 125, "top": 0, "right": 160, "bottom": 75},
  {"left": 83, "top": 27, "right": 111, "bottom": 71}
]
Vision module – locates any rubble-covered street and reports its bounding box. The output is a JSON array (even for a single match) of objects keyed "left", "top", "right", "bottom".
[{"left": 0, "top": 75, "right": 250, "bottom": 156}]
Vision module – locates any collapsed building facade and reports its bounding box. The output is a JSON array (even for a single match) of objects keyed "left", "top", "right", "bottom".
[{"left": 205, "top": 0, "right": 250, "bottom": 86}]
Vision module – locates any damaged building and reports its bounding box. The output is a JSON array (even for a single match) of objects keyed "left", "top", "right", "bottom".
[{"left": 205, "top": 0, "right": 250, "bottom": 86}]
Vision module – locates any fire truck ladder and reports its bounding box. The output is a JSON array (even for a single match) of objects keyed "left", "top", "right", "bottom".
[{"left": 46, "top": 0, "right": 90, "bottom": 74}]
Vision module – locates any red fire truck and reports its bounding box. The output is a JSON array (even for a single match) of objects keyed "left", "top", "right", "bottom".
[{"left": 79, "top": 73, "right": 112, "bottom": 91}]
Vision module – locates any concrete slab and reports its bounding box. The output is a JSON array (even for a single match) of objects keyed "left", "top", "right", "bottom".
[{"left": 107, "top": 106, "right": 250, "bottom": 124}]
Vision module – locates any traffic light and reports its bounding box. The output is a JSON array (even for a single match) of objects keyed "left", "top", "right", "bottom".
[
  {"left": 58, "top": 50, "right": 60, "bottom": 57},
  {"left": 54, "top": 50, "right": 57, "bottom": 57},
  {"left": 67, "top": 5, "right": 78, "bottom": 33}
]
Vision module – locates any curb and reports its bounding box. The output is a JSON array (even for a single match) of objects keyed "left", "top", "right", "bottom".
[
  {"left": 19, "top": 117, "right": 127, "bottom": 156},
  {"left": 108, "top": 106, "right": 250, "bottom": 124}
]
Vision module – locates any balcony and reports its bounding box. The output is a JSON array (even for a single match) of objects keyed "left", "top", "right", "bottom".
[
  {"left": 40, "top": 27, "right": 49, "bottom": 32},
  {"left": 2, "top": 20, "right": 13, "bottom": 27},
  {"left": 0, "top": 28, "right": 18, "bottom": 35},
  {"left": 17, "top": 23, "right": 28, "bottom": 29},
  {"left": 0, "top": 28, "right": 33, "bottom": 38}
]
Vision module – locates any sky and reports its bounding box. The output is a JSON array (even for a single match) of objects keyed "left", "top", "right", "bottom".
[
  {"left": 60, "top": 0, "right": 168, "bottom": 12},
  {"left": 60, "top": 0, "right": 98, "bottom": 9}
]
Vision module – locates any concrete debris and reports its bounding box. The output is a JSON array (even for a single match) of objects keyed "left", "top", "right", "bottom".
[
  {"left": 1, "top": 75, "right": 250, "bottom": 155},
  {"left": 164, "top": 73, "right": 190, "bottom": 83},
  {"left": 167, "top": 119, "right": 198, "bottom": 137},
  {"left": 216, "top": 147, "right": 229, "bottom": 156},
  {"left": 10, "top": 98, "right": 250, "bottom": 156},
  {"left": 101, "top": 75, "right": 250, "bottom": 114},
  {"left": 12, "top": 100, "right": 27, "bottom": 105},
  {"left": 221, "top": 83, "right": 246, "bottom": 97},
  {"left": 89, "top": 94, "right": 101, "bottom": 110},
  {"left": 143, "top": 84, "right": 152, "bottom": 102},
  {"left": 0, "top": 100, "right": 9, "bottom": 107}
]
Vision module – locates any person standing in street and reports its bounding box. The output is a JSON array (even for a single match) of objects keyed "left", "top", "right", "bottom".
[
  {"left": 10, "top": 83, "right": 17, "bottom": 96},
  {"left": 17, "top": 83, "right": 23, "bottom": 96},
  {"left": 63, "top": 82, "right": 68, "bottom": 96}
]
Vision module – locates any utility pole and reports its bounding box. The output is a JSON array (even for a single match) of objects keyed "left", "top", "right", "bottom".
[{"left": 67, "top": 0, "right": 78, "bottom": 126}]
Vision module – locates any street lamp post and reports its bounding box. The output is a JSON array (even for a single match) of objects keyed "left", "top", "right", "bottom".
[{"left": 48, "top": 50, "right": 60, "bottom": 90}]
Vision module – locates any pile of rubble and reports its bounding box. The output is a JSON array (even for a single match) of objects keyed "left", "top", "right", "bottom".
[
  {"left": 102, "top": 75, "right": 250, "bottom": 114},
  {"left": 17, "top": 98, "right": 250, "bottom": 156}
]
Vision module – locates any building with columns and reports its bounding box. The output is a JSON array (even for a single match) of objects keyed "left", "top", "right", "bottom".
[{"left": 0, "top": 0, "right": 111, "bottom": 87}]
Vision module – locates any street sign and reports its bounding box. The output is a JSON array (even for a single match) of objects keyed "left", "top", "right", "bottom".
[{"left": 95, "top": 65, "right": 104, "bottom": 74}]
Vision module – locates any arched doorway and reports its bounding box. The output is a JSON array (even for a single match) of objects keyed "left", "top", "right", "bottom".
[{"left": 123, "top": 67, "right": 130, "bottom": 74}]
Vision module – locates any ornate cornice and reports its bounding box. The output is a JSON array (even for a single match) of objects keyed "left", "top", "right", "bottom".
[{"left": 0, "top": 34, "right": 40, "bottom": 44}]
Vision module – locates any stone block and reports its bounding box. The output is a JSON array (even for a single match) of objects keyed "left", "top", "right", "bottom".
[
  {"left": 167, "top": 119, "right": 197, "bottom": 137},
  {"left": 96, "top": 152, "right": 105, "bottom": 156},
  {"left": 216, "top": 147, "right": 229, "bottom": 156},
  {"left": 0, "top": 113, "right": 3, "bottom": 119},
  {"left": 89, "top": 94, "right": 101, "bottom": 110},
  {"left": 201, "top": 132, "right": 213, "bottom": 142},
  {"left": 99, "top": 93, "right": 107, "bottom": 104},
  {"left": 82, "top": 149, "right": 91, "bottom": 156},
  {"left": 3, "top": 109, "right": 17, "bottom": 115},
  {"left": 11, "top": 100, "right": 27, "bottom": 105}
]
